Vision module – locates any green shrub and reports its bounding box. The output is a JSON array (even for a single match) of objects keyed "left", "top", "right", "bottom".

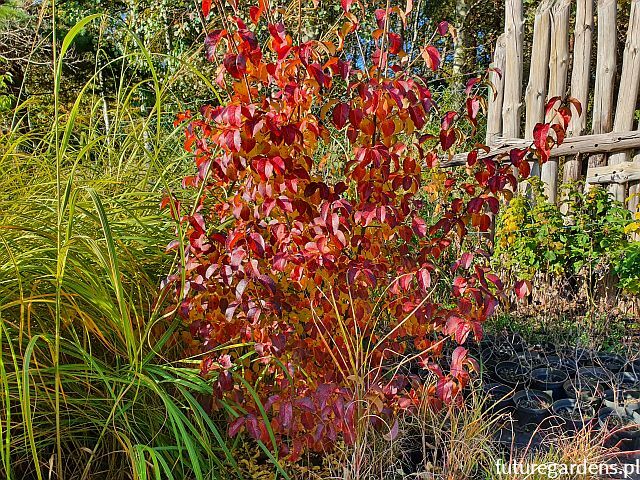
[{"left": 494, "top": 178, "right": 633, "bottom": 294}]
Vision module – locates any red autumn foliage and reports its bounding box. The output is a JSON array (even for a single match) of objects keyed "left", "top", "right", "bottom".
[{"left": 165, "top": 0, "right": 572, "bottom": 460}]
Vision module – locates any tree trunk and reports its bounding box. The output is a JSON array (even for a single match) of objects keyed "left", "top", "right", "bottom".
[{"left": 452, "top": 0, "right": 470, "bottom": 79}]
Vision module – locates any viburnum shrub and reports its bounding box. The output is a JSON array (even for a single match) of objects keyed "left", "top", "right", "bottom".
[{"left": 164, "top": 0, "right": 572, "bottom": 460}]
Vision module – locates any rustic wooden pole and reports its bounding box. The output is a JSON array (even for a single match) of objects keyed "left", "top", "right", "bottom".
[
  {"left": 502, "top": 0, "right": 524, "bottom": 139},
  {"left": 486, "top": 34, "right": 506, "bottom": 146},
  {"left": 442, "top": 130, "right": 640, "bottom": 167},
  {"left": 607, "top": 0, "right": 640, "bottom": 204},
  {"left": 590, "top": 0, "right": 617, "bottom": 168},
  {"left": 586, "top": 163, "right": 640, "bottom": 184},
  {"left": 523, "top": 1, "right": 551, "bottom": 181},
  {"left": 485, "top": 35, "right": 507, "bottom": 249},
  {"left": 541, "top": 0, "right": 571, "bottom": 203},
  {"left": 563, "top": 0, "right": 594, "bottom": 186}
]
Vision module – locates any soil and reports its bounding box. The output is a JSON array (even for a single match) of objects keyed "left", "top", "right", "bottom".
[
  {"left": 556, "top": 405, "right": 595, "bottom": 420},
  {"left": 536, "top": 370, "right": 566, "bottom": 382},
  {"left": 607, "top": 414, "right": 635, "bottom": 430},
  {"left": 497, "top": 365, "right": 528, "bottom": 384},
  {"left": 516, "top": 397, "right": 551, "bottom": 411},
  {"left": 597, "top": 354, "right": 626, "bottom": 372}
]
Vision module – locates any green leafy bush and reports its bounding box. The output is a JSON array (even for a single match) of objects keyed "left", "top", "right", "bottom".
[
  {"left": 614, "top": 238, "right": 640, "bottom": 295},
  {"left": 494, "top": 179, "right": 633, "bottom": 292}
]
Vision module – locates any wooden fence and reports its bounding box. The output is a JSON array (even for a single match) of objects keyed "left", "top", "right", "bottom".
[{"left": 454, "top": 0, "right": 640, "bottom": 212}]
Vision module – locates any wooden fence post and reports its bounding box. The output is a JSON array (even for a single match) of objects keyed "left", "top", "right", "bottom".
[
  {"left": 590, "top": 0, "right": 617, "bottom": 169},
  {"left": 563, "top": 0, "right": 594, "bottom": 187},
  {"left": 524, "top": 1, "right": 551, "bottom": 181},
  {"left": 486, "top": 34, "right": 506, "bottom": 146},
  {"left": 541, "top": 0, "right": 570, "bottom": 203},
  {"left": 486, "top": 35, "right": 507, "bottom": 249},
  {"left": 607, "top": 0, "right": 640, "bottom": 204},
  {"left": 502, "top": 0, "right": 524, "bottom": 139}
]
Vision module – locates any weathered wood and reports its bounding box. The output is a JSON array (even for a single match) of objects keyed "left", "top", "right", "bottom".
[
  {"left": 524, "top": 2, "right": 551, "bottom": 139},
  {"left": 607, "top": 0, "right": 640, "bottom": 202},
  {"left": 541, "top": 0, "right": 570, "bottom": 203},
  {"left": 563, "top": 0, "right": 594, "bottom": 185},
  {"left": 629, "top": 158, "right": 640, "bottom": 213},
  {"left": 502, "top": 0, "right": 524, "bottom": 139},
  {"left": 441, "top": 131, "right": 640, "bottom": 167},
  {"left": 486, "top": 34, "right": 506, "bottom": 146},
  {"left": 590, "top": 0, "right": 617, "bottom": 168},
  {"left": 523, "top": 1, "right": 551, "bottom": 181},
  {"left": 586, "top": 162, "right": 640, "bottom": 184}
]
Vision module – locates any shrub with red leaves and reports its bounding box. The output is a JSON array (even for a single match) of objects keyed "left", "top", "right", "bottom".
[{"left": 164, "top": 0, "right": 571, "bottom": 460}]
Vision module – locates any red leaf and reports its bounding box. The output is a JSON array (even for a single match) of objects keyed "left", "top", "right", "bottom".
[
  {"left": 440, "top": 129, "right": 456, "bottom": 151},
  {"left": 451, "top": 346, "right": 468, "bottom": 374},
  {"left": 228, "top": 417, "right": 245, "bottom": 437},
  {"left": 412, "top": 216, "right": 427, "bottom": 236},
  {"left": 467, "top": 150, "right": 478, "bottom": 166},
  {"left": 467, "top": 197, "right": 484, "bottom": 214},
  {"left": 460, "top": 252, "right": 473, "bottom": 269},
  {"left": 438, "top": 20, "right": 449, "bottom": 36},
  {"left": 486, "top": 196, "right": 499, "bottom": 214},
  {"left": 204, "top": 30, "right": 227, "bottom": 62},
  {"left": 422, "top": 45, "right": 441, "bottom": 71},
  {"left": 533, "top": 123, "right": 550, "bottom": 151},
  {"left": 514, "top": 279, "right": 532, "bottom": 299},
  {"left": 374, "top": 8, "right": 387, "bottom": 28},
  {"left": 332, "top": 103, "right": 350, "bottom": 129},
  {"left": 258, "top": 275, "right": 277, "bottom": 295},
  {"left": 279, "top": 402, "right": 293, "bottom": 429},
  {"left": 509, "top": 147, "right": 527, "bottom": 166},
  {"left": 445, "top": 316, "right": 471, "bottom": 344},
  {"left": 466, "top": 97, "right": 480, "bottom": 122},
  {"left": 235, "top": 278, "right": 249, "bottom": 298},
  {"left": 441, "top": 111, "right": 457, "bottom": 130},
  {"left": 246, "top": 414, "right": 261, "bottom": 440},
  {"left": 248, "top": 232, "right": 266, "bottom": 257},
  {"left": 381, "top": 119, "right": 395, "bottom": 137},
  {"left": 202, "top": 0, "right": 212, "bottom": 17},
  {"left": 464, "top": 77, "right": 480, "bottom": 95},
  {"left": 545, "top": 96, "right": 561, "bottom": 118},
  {"left": 417, "top": 269, "right": 431, "bottom": 290},
  {"left": 249, "top": 5, "right": 263, "bottom": 24},
  {"left": 477, "top": 214, "right": 491, "bottom": 232},
  {"left": 223, "top": 53, "right": 247, "bottom": 79},
  {"left": 551, "top": 123, "right": 566, "bottom": 146},
  {"left": 568, "top": 96, "right": 583, "bottom": 117},
  {"left": 452, "top": 276, "right": 467, "bottom": 296},
  {"left": 486, "top": 273, "right": 503, "bottom": 290},
  {"left": 517, "top": 159, "right": 531, "bottom": 178},
  {"left": 307, "top": 63, "right": 328, "bottom": 87},
  {"left": 341, "top": 0, "right": 355, "bottom": 12},
  {"left": 388, "top": 32, "right": 403, "bottom": 54},
  {"left": 399, "top": 273, "right": 413, "bottom": 291}
]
